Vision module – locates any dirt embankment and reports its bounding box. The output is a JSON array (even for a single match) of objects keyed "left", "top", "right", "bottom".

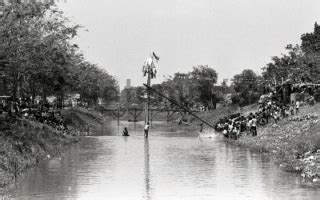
[
  {"left": 226, "top": 103, "right": 320, "bottom": 186},
  {"left": 0, "top": 118, "right": 79, "bottom": 191},
  {"left": 0, "top": 107, "right": 103, "bottom": 192},
  {"left": 188, "top": 103, "right": 320, "bottom": 186},
  {"left": 62, "top": 107, "right": 104, "bottom": 131}
]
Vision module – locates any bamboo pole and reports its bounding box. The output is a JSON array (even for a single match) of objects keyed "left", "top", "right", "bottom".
[{"left": 143, "top": 84, "right": 215, "bottom": 129}]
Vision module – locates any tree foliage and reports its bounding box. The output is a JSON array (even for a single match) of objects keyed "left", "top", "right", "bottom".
[
  {"left": 231, "top": 69, "right": 261, "bottom": 106},
  {"left": 120, "top": 65, "right": 220, "bottom": 110},
  {"left": 263, "top": 22, "right": 320, "bottom": 85},
  {"left": 0, "top": 2, "right": 118, "bottom": 105},
  {"left": 190, "top": 65, "right": 218, "bottom": 108}
]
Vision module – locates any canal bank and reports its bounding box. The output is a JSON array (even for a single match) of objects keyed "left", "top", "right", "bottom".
[
  {"left": 98, "top": 103, "right": 320, "bottom": 187},
  {"left": 0, "top": 119, "right": 79, "bottom": 192},
  {"left": 224, "top": 104, "right": 320, "bottom": 187},
  {"left": 0, "top": 107, "right": 103, "bottom": 192}
]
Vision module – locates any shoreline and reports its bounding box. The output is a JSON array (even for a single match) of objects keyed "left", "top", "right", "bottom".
[
  {"left": 0, "top": 107, "right": 102, "bottom": 193},
  {"left": 1, "top": 104, "right": 319, "bottom": 193},
  {"left": 228, "top": 137, "right": 320, "bottom": 185},
  {"left": 217, "top": 104, "right": 320, "bottom": 187},
  {"left": 0, "top": 118, "right": 80, "bottom": 193},
  {"left": 70, "top": 105, "right": 320, "bottom": 187}
]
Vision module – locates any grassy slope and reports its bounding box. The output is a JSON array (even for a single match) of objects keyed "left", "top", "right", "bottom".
[
  {"left": 0, "top": 107, "right": 104, "bottom": 191},
  {"left": 183, "top": 103, "right": 320, "bottom": 185},
  {"left": 61, "top": 107, "right": 106, "bottom": 132},
  {"left": 231, "top": 104, "right": 320, "bottom": 185},
  {"left": 0, "top": 119, "right": 79, "bottom": 190}
]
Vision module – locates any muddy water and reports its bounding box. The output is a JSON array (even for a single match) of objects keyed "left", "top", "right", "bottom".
[{"left": 8, "top": 121, "right": 320, "bottom": 200}]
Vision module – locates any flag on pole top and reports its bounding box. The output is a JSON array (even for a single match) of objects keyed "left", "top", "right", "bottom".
[{"left": 152, "top": 52, "right": 160, "bottom": 61}]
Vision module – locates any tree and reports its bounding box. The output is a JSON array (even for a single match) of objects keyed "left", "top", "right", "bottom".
[
  {"left": 300, "top": 22, "right": 320, "bottom": 82},
  {"left": 0, "top": 2, "right": 118, "bottom": 106},
  {"left": 262, "top": 44, "right": 306, "bottom": 85},
  {"left": 262, "top": 23, "right": 320, "bottom": 85},
  {"left": 232, "top": 69, "right": 261, "bottom": 106},
  {"left": 190, "top": 65, "right": 218, "bottom": 109}
]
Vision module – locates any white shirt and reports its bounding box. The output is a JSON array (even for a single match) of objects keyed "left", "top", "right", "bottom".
[{"left": 251, "top": 118, "right": 257, "bottom": 127}]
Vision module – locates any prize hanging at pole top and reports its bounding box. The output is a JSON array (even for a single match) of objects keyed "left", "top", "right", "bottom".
[{"left": 142, "top": 52, "right": 160, "bottom": 79}]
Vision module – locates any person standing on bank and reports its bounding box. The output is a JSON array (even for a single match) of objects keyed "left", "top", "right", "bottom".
[
  {"left": 251, "top": 115, "right": 257, "bottom": 136},
  {"left": 295, "top": 100, "right": 300, "bottom": 114},
  {"left": 144, "top": 122, "right": 150, "bottom": 138}
]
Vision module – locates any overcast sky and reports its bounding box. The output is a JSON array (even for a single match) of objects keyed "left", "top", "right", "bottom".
[{"left": 56, "top": 0, "right": 320, "bottom": 89}]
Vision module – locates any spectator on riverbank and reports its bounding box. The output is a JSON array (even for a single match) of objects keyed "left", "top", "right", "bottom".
[
  {"left": 251, "top": 115, "right": 257, "bottom": 136},
  {"left": 247, "top": 117, "right": 252, "bottom": 135},
  {"left": 273, "top": 109, "right": 280, "bottom": 124},
  {"left": 309, "top": 95, "right": 315, "bottom": 106},
  {"left": 214, "top": 88, "right": 319, "bottom": 140},
  {"left": 296, "top": 100, "right": 300, "bottom": 114},
  {"left": 290, "top": 102, "right": 295, "bottom": 115}
]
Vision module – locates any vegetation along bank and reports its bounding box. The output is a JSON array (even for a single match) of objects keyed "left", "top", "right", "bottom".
[{"left": 0, "top": 107, "right": 104, "bottom": 192}]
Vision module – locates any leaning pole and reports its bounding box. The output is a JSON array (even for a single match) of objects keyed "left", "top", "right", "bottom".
[{"left": 143, "top": 84, "right": 216, "bottom": 129}]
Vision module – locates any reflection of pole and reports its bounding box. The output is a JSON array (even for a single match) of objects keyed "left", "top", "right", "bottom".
[
  {"left": 117, "top": 104, "right": 120, "bottom": 133},
  {"left": 144, "top": 138, "right": 151, "bottom": 200}
]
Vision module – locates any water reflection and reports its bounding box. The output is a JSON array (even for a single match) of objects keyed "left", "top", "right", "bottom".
[{"left": 144, "top": 139, "right": 151, "bottom": 200}]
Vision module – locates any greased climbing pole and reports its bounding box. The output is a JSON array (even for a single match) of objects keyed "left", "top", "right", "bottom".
[{"left": 142, "top": 52, "right": 159, "bottom": 137}]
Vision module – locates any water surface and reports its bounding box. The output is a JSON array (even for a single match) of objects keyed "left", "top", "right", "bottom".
[{"left": 9, "top": 121, "right": 320, "bottom": 200}]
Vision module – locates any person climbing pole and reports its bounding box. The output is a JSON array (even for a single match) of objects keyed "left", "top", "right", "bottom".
[{"left": 144, "top": 122, "right": 150, "bottom": 138}]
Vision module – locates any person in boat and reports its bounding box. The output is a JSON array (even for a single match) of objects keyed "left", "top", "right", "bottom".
[{"left": 122, "top": 127, "right": 129, "bottom": 136}]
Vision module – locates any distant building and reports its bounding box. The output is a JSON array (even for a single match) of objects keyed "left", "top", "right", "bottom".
[{"left": 125, "top": 79, "right": 131, "bottom": 89}]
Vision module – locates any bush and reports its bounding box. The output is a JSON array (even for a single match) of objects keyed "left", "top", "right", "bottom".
[
  {"left": 312, "top": 136, "right": 320, "bottom": 152},
  {"left": 314, "top": 88, "right": 320, "bottom": 102}
]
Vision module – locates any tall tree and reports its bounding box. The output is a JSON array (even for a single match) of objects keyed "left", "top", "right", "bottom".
[
  {"left": 0, "top": 2, "right": 118, "bottom": 106},
  {"left": 232, "top": 69, "right": 261, "bottom": 106},
  {"left": 300, "top": 22, "right": 320, "bottom": 82},
  {"left": 190, "top": 65, "right": 218, "bottom": 109}
]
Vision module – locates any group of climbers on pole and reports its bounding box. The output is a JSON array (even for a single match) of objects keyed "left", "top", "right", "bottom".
[{"left": 142, "top": 52, "right": 159, "bottom": 79}]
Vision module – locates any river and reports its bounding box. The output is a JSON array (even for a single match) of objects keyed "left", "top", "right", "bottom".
[{"left": 8, "top": 121, "right": 320, "bottom": 200}]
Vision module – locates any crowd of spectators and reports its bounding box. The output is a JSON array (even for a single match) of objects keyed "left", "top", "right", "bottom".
[
  {"left": 214, "top": 93, "right": 316, "bottom": 140},
  {"left": 0, "top": 97, "right": 70, "bottom": 135}
]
